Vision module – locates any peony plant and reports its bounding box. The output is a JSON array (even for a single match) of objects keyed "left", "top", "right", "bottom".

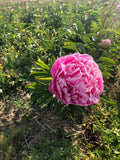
[{"left": 27, "top": 53, "right": 104, "bottom": 119}]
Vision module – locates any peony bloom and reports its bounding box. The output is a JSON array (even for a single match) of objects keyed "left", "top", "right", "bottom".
[
  {"left": 101, "top": 39, "right": 111, "bottom": 49},
  {"left": 76, "top": 0, "right": 79, "bottom": 4},
  {"left": 53, "top": 0, "right": 55, "bottom": 4},
  {"left": 26, "top": 5, "right": 29, "bottom": 9},
  {"left": 49, "top": 53, "right": 104, "bottom": 106},
  {"left": 39, "top": 1, "right": 43, "bottom": 4},
  {"left": 116, "top": 5, "right": 120, "bottom": 13},
  {"left": 87, "top": 1, "right": 91, "bottom": 5}
]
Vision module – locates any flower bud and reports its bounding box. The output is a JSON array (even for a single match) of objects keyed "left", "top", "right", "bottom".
[{"left": 101, "top": 39, "right": 111, "bottom": 50}]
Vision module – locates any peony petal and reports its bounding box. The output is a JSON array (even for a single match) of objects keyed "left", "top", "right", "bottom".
[{"left": 51, "top": 57, "right": 65, "bottom": 77}]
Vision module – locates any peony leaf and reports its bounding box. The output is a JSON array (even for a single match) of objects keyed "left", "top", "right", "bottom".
[
  {"left": 70, "top": 111, "right": 75, "bottom": 121},
  {"left": 37, "top": 77, "right": 53, "bottom": 81},
  {"left": 50, "top": 55, "right": 56, "bottom": 67},
  {"left": 83, "top": 36, "right": 91, "bottom": 43},
  {"left": 31, "top": 71, "right": 51, "bottom": 78},
  {"left": 98, "top": 57, "right": 115, "bottom": 64},
  {"left": 63, "top": 42, "right": 77, "bottom": 51},
  {"left": 35, "top": 60, "right": 50, "bottom": 72},
  {"left": 37, "top": 94, "right": 52, "bottom": 106},
  {"left": 26, "top": 81, "right": 49, "bottom": 91}
]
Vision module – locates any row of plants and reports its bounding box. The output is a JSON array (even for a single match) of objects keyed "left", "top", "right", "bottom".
[
  {"left": 0, "top": 0, "right": 120, "bottom": 93},
  {"left": 0, "top": 0, "right": 120, "bottom": 159}
]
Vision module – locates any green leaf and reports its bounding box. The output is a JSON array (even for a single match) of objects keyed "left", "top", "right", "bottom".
[
  {"left": 31, "top": 89, "right": 51, "bottom": 103},
  {"left": 102, "top": 71, "right": 111, "bottom": 79},
  {"left": 63, "top": 41, "right": 77, "bottom": 51},
  {"left": 50, "top": 55, "right": 56, "bottom": 67},
  {"left": 31, "top": 71, "right": 51, "bottom": 78},
  {"left": 37, "top": 77, "right": 53, "bottom": 81},
  {"left": 77, "top": 43, "right": 86, "bottom": 52},
  {"left": 98, "top": 57, "right": 115, "bottom": 64},
  {"left": 37, "top": 94, "right": 52, "bottom": 106},
  {"left": 70, "top": 111, "right": 75, "bottom": 121},
  {"left": 26, "top": 81, "right": 49, "bottom": 91},
  {"left": 35, "top": 60, "right": 50, "bottom": 72},
  {"left": 113, "top": 30, "right": 120, "bottom": 35},
  {"left": 83, "top": 36, "right": 91, "bottom": 43},
  {"left": 40, "top": 96, "right": 53, "bottom": 109},
  {"left": 91, "top": 21, "right": 98, "bottom": 29},
  {"left": 26, "top": 82, "right": 37, "bottom": 90}
]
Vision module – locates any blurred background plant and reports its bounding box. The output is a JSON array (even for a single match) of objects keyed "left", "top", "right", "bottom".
[{"left": 0, "top": 0, "right": 120, "bottom": 94}]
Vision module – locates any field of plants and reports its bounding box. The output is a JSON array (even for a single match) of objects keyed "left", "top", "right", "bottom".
[{"left": 0, "top": 0, "right": 120, "bottom": 159}]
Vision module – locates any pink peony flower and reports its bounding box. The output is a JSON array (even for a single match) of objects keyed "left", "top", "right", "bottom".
[
  {"left": 26, "top": 5, "right": 29, "bottom": 9},
  {"left": 76, "top": 0, "right": 79, "bottom": 4},
  {"left": 53, "top": 0, "right": 55, "bottom": 4},
  {"left": 116, "top": 5, "right": 120, "bottom": 13},
  {"left": 87, "top": 1, "right": 91, "bottom": 5},
  {"left": 101, "top": 39, "right": 111, "bottom": 49},
  {"left": 49, "top": 53, "right": 104, "bottom": 106},
  {"left": 39, "top": 1, "right": 43, "bottom": 4}
]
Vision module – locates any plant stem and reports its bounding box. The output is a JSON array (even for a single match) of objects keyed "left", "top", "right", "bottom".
[{"left": 102, "top": 0, "right": 117, "bottom": 27}]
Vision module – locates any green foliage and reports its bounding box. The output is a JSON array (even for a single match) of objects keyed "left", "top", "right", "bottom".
[
  {"left": 0, "top": 0, "right": 119, "bottom": 94},
  {"left": 26, "top": 58, "right": 85, "bottom": 120},
  {"left": 0, "top": 125, "right": 25, "bottom": 160},
  {"left": 88, "top": 98, "right": 120, "bottom": 159},
  {"left": 0, "top": 0, "right": 120, "bottom": 159},
  {"left": 22, "top": 131, "right": 85, "bottom": 160},
  {"left": 26, "top": 59, "right": 53, "bottom": 108}
]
